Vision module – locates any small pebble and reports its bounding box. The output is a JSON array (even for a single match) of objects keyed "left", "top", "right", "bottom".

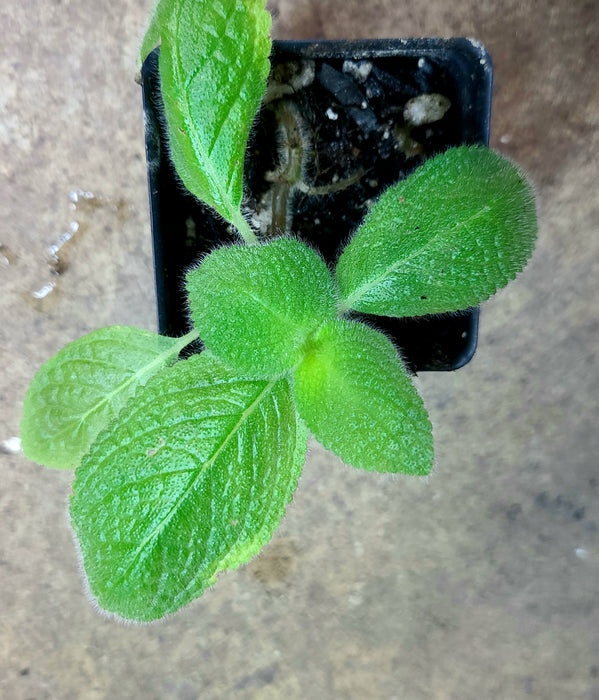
[
  {"left": 404, "top": 93, "right": 451, "bottom": 127},
  {"left": 1, "top": 437, "right": 22, "bottom": 455}
]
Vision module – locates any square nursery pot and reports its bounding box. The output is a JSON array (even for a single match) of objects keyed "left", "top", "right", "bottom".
[{"left": 141, "top": 38, "right": 492, "bottom": 372}]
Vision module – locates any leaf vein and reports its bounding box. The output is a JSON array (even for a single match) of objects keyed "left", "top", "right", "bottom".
[
  {"left": 341, "top": 202, "right": 495, "bottom": 310},
  {"left": 113, "top": 375, "right": 279, "bottom": 586}
]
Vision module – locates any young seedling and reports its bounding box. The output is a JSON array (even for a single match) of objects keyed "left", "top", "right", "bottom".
[{"left": 21, "top": 0, "right": 536, "bottom": 622}]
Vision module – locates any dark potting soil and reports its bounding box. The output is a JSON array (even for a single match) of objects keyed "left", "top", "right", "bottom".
[
  {"left": 142, "top": 40, "right": 491, "bottom": 371},
  {"left": 247, "top": 54, "right": 456, "bottom": 251}
]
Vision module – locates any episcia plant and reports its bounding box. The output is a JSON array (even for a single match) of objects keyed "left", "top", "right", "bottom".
[{"left": 20, "top": 0, "right": 537, "bottom": 622}]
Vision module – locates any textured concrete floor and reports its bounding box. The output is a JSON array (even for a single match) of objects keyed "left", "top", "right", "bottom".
[{"left": 1, "top": 0, "right": 598, "bottom": 698}]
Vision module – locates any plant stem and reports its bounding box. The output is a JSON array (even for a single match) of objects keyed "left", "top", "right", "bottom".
[
  {"left": 232, "top": 211, "right": 259, "bottom": 245},
  {"left": 175, "top": 327, "right": 201, "bottom": 350}
]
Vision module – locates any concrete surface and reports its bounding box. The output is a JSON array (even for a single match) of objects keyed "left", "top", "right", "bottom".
[{"left": 1, "top": 0, "right": 598, "bottom": 698}]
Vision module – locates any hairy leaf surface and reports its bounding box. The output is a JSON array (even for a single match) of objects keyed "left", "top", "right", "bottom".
[
  {"left": 140, "top": 0, "right": 176, "bottom": 66},
  {"left": 336, "top": 146, "right": 537, "bottom": 317},
  {"left": 70, "top": 353, "right": 308, "bottom": 622},
  {"left": 144, "top": 0, "right": 271, "bottom": 229},
  {"left": 293, "top": 320, "right": 433, "bottom": 475},
  {"left": 21, "top": 327, "right": 192, "bottom": 470},
  {"left": 187, "top": 238, "right": 338, "bottom": 377}
]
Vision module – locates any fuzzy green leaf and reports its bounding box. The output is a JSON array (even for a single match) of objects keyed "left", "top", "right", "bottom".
[
  {"left": 293, "top": 320, "right": 433, "bottom": 475},
  {"left": 70, "top": 352, "right": 308, "bottom": 622},
  {"left": 336, "top": 146, "right": 537, "bottom": 317},
  {"left": 187, "top": 238, "right": 338, "bottom": 377},
  {"left": 148, "top": 0, "right": 271, "bottom": 232},
  {"left": 21, "top": 327, "right": 193, "bottom": 470},
  {"left": 139, "top": 0, "right": 175, "bottom": 67}
]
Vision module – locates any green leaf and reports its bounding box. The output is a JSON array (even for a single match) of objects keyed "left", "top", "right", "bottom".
[
  {"left": 187, "top": 238, "right": 338, "bottom": 377},
  {"left": 293, "top": 320, "right": 433, "bottom": 475},
  {"left": 70, "top": 352, "right": 308, "bottom": 622},
  {"left": 153, "top": 0, "right": 271, "bottom": 237},
  {"left": 139, "top": 0, "right": 175, "bottom": 67},
  {"left": 21, "top": 327, "right": 195, "bottom": 470},
  {"left": 336, "top": 146, "right": 537, "bottom": 317}
]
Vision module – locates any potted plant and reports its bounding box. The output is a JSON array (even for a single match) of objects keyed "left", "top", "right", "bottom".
[
  {"left": 20, "top": 0, "right": 536, "bottom": 622},
  {"left": 141, "top": 37, "right": 493, "bottom": 372}
]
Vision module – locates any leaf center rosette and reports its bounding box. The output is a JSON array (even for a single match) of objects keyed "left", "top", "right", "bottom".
[{"left": 186, "top": 236, "right": 435, "bottom": 476}]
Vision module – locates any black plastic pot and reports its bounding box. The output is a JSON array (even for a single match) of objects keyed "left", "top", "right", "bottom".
[{"left": 141, "top": 38, "right": 492, "bottom": 372}]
